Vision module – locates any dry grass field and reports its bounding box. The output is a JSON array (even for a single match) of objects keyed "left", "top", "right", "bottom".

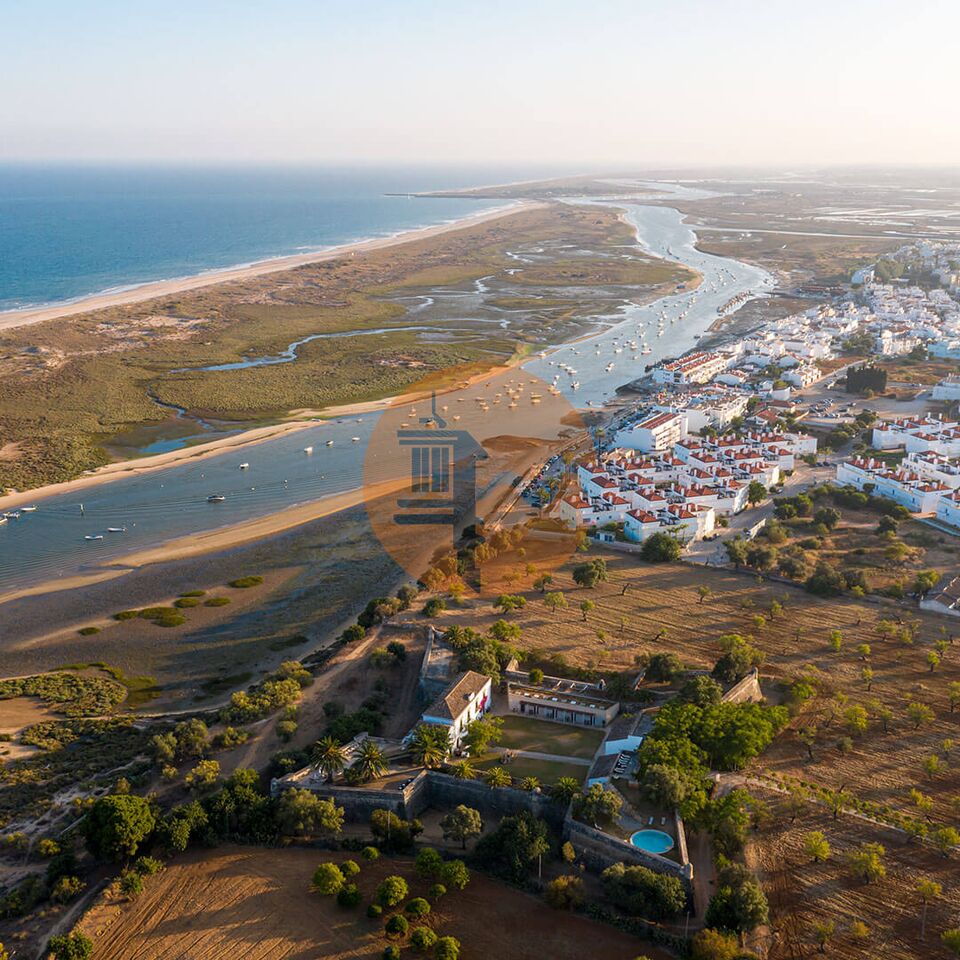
[
  {"left": 752, "top": 792, "right": 960, "bottom": 959},
  {"left": 424, "top": 546, "right": 960, "bottom": 958},
  {"left": 76, "top": 846, "right": 664, "bottom": 960}
]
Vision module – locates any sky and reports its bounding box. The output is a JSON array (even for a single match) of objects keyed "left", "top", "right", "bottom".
[{"left": 2, "top": 0, "right": 958, "bottom": 167}]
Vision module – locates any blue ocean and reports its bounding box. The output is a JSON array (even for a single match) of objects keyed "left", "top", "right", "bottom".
[{"left": 0, "top": 164, "right": 564, "bottom": 312}]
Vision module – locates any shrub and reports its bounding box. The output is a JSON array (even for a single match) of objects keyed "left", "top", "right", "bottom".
[
  {"left": 341, "top": 858, "right": 360, "bottom": 878},
  {"left": 229, "top": 576, "right": 264, "bottom": 588},
  {"left": 601, "top": 862, "right": 686, "bottom": 920},
  {"left": 367, "top": 903, "right": 383, "bottom": 918},
  {"left": 204, "top": 597, "right": 231, "bottom": 607},
  {"left": 312, "top": 862, "right": 345, "bottom": 895},
  {"left": 544, "top": 874, "right": 585, "bottom": 910},
  {"left": 337, "top": 883, "right": 362, "bottom": 908},
  {"left": 434, "top": 937, "right": 461, "bottom": 960},
  {"left": 51, "top": 875, "right": 86, "bottom": 903},
  {"left": 405, "top": 897, "right": 431, "bottom": 917},
  {"left": 180, "top": 590, "right": 206, "bottom": 597},
  {"left": 83, "top": 794, "right": 156, "bottom": 861},
  {"left": 415, "top": 847, "right": 444, "bottom": 880},
  {"left": 376, "top": 875, "right": 409, "bottom": 907},
  {"left": 428, "top": 883, "right": 447, "bottom": 901},
  {"left": 411, "top": 926, "right": 438, "bottom": 951},
  {"left": 113, "top": 610, "right": 139, "bottom": 621},
  {"left": 174, "top": 597, "right": 201, "bottom": 608},
  {"left": 385, "top": 913, "right": 409, "bottom": 936},
  {"left": 47, "top": 933, "right": 94, "bottom": 960},
  {"left": 134, "top": 855, "right": 164, "bottom": 876},
  {"left": 640, "top": 532, "right": 682, "bottom": 563},
  {"left": 361, "top": 846, "right": 380, "bottom": 861},
  {"left": 119, "top": 868, "right": 144, "bottom": 899},
  {"left": 440, "top": 859, "right": 470, "bottom": 891},
  {"left": 383, "top": 948, "right": 401, "bottom": 960},
  {"left": 77, "top": 626, "right": 100, "bottom": 636},
  {"left": 423, "top": 597, "right": 446, "bottom": 617}
]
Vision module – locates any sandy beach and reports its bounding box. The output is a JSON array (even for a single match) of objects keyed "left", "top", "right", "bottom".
[{"left": 0, "top": 201, "right": 535, "bottom": 332}]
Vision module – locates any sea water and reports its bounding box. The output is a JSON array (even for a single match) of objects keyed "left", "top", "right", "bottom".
[{"left": 0, "top": 164, "right": 560, "bottom": 312}]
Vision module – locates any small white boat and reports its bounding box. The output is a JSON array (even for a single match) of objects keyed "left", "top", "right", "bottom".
[
  {"left": 325, "top": 439, "right": 334, "bottom": 447},
  {"left": 207, "top": 494, "right": 226, "bottom": 503},
  {"left": 107, "top": 527, "right": 127, "bottom": 533},
  {"left": 351, "top": 437, "right": 360, "bottom": 442},
  {"left": 20, "top": 505, "right": 37, "bottom": 512},
  {"left": 84, "top": 534, "right": 104, "bottom": 541},
  {"left": 0, "top": 517, "right": 7, "bottom": 526},
  {"left": 239, "top": 462, "right": 249, "bottom": 470},
  {"left": 303, "top": 445, "right": 314, "bottom": 454}
]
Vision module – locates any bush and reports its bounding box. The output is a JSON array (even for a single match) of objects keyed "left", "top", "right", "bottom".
[
  {"left": 341, "top": 858, "right": 360, "bottom": 878},
  {"left": 204, "top": 596, "right": 231, "bottom": 607},
  {"left": 385, "top": 913, "right": 409, "bottom": 936},
  {"left": 367, "top": 903, "right": 383, "bottom": 918},
  {"left": 405, "top": 897, "right": 431, "bottom": 918},
  {"left": 415, "top": 847, "right": 444, "bottom": 880},
  {"left": 77, "top": 626, "right": 100, "bottom": 636},
  {"left": 312, "top": 862, "right": 345, "bottom": 895},
  {"left": 428, "top": 883, "right": 447, "bottom": 901},
  {"left": 51, "top": 875, "right": 86, "bottom": 903},
  {"left": 376, "top": 875, "right": 409, "bottom": 907},
  {"left": 119, "top": 868, "right": 144, "bottom": 899},
  {"left": 544, "top": 874, "right": 585, "bottom": 910},
  {"left": 640, "top": 532, "right": 682, "bottom": 563},
  {"left": 646, "top": 652, "right": 684, "bottom": 683},
  {"left": 229, "top": 576, "right": 264, "bottom": 588},
  {"left": 83, "top": 794, "right": 156, "bottom": 861},
  {"left": 600, "top": 862, "right": 686, "bottom": 920},
  {"left": 134, "top": 855, "right": 164, "bottom": 876},
  {"left": 337, "top": 883, "right": 362, "bottom": 908},
  {"left": 411, "top": 926, "right": 438, "bottom": 951},
  {"left": 174, "top": 597, "right": 201, "bottom": 608},
  {"left": 423, "top": 597, "right": 447, "bottom": 617},
  {"left": 180, "top": 590, "right": 206, "bottom": 597},
  {"left": 434, "top": 937, "right": 461, "bottom": 960},
  {"left": 47, "top": 933, "right": 93, "bottom": 960},
  {"left": 383, "top": 948, "right": 401, "bottom": 960},
  {"left": 361, "top": 846, "right": 380, "bottom": 861},
  {"left": 113, "top": 610, "right": 139, "bottom": 621}
]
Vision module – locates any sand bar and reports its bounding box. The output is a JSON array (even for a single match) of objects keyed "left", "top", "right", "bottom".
[
  {"left": 0, "top": 202, "right": 535, "bottom": 332},
  {"left": 0, "top": 478, "right": 409, "bottom": 606}
]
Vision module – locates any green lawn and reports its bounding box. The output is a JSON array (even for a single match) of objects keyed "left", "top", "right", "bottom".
[
  {"left": 496, "top": 714, "right": 605, "bottom": 760},
  {"left": 475, "top": 755, "right": 587, "bottom": 786}
]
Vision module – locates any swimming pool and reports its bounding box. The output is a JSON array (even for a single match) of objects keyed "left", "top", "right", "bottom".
[{"left": 629, "top": 829, "right": 674, "bottom": 855}]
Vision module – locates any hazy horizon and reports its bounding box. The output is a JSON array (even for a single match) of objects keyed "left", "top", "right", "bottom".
[{"left": 3, "top": 0, "right": 959, "bottom": 167}]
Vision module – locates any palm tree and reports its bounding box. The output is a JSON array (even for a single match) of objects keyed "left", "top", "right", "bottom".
[
  {"left": 354, "top": 740, "right": 387, "bottom": 783},
  {"left": 312, "top": 736, "right": 347, "bottom": 783},
  {"left": 519, "top": 776, "right": 541, "bottom": 792},
  {"left": 447, "top": 759, "right": 476, "bottom": 780},
  {"left": 485, "top": 766, "right": 512, "bottom": 788},
  {"left": 552, "top": 777, "right": 581, "bottom": 804},
  {"left": 410, "top": 724, "right": 449, "bottom": 769}
]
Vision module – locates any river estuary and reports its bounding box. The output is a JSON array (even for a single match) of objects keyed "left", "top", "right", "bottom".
[{"left": 0, "top": 184, "right": 774, "bottom": 596}]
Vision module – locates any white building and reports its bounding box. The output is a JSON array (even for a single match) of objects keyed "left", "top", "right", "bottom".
[
  {"left": 652, "top": 351, "right": 729, "bottom": 386},
  {"left": 835, "top": 457, "right": 948, "bottom": 514},
  {"left": 419, "top": 671, "right": 492, "bottom": 750},
  {"left": 614, "top": 411, "right": 687, "bottom": 452},
  {"left": 933, "top": 377, "right": 960, "bottom": 402}
]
